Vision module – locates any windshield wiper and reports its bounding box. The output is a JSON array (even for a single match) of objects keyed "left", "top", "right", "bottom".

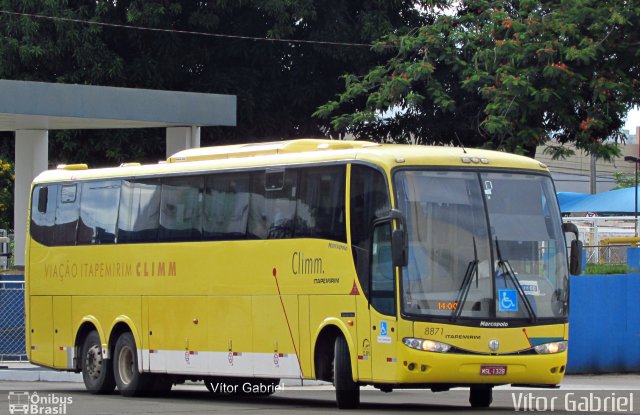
[
  {"left": 451, "top": 237, "right": 479, "bottom": 322},
  {"left": 494, "top": 237, "right": 537, "bottom": 323}
]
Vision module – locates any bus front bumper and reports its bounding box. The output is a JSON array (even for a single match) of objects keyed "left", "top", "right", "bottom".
[{"left": 392, "top": 348, "right": 567, "bottom": 386}]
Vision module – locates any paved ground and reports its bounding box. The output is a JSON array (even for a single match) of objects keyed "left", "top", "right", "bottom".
[{"left": 1, "top": 363, "right": 638, "bottom": 414}]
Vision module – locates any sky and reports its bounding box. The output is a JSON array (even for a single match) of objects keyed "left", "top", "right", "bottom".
[{"left": 624, "top": 106, "right": 640, "bottom": 133}]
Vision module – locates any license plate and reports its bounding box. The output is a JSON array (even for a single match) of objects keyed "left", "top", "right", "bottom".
[{"left": 480, "top": 365, "right": 507, "bottom": 376}]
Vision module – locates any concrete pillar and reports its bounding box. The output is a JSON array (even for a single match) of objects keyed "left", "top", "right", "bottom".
[
  {"left": 14, "top": 130, "right": 48, "bottom": 267},
  {"left": 190, "top": 126, "right": 201, "bottom": 149},
  {"left": 166, "top": 126, "right": 201, "bottom": 159}
]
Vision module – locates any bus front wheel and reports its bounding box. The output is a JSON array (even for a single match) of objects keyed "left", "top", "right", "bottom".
[
  {"left": 81, "top": 330, "right": 115, "bottom": 394},
  {"left": 334, "top": 335, "right": 359, "bottom": 409},
  {"left": 469, "top": 385, "right": 493, "bottom": 408},
  {"left": 113, "top": 332, "right": 150, "bottom": 396}
]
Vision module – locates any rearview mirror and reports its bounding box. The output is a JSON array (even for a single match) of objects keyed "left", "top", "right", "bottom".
[
  {"left": 372, "top": 209, "right": 408, "bottom": 268},
  {"left": 37, "top": 186, "right": 49, "bottom": 213},
  {"left": 392, "top": 229, "right": 407, "bottom": 267},
  {"left": 570, "top": 239, "right": 583, "bottom": 275},
  {"left": 563, "top": 223, "right": 582, "bottom": 275},
  {"left": 562, "top": 222, "right": 579, "bottom": 239}
]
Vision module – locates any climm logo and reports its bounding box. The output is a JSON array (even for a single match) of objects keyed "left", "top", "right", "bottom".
[
  {"left": 136, "top": 261, "right": 176, "bottom": 277},
  {"left": 291, "top": 251, "right": 324, "bottom": 275}
]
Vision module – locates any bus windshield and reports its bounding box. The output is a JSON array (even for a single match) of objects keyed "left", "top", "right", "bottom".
[{"left": 395, "top": 170, "right": 569, "bottom": 321}]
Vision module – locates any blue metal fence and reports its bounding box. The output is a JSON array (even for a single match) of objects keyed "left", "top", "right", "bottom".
[
  {"left": 567, "top": 273, "right": 640, "bottom": 373},
  {"left": 0, "top": 274, "right": 26, "bottom": 361}
]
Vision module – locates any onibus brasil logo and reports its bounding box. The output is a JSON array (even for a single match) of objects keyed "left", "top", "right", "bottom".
[{"left": 8, "top": 391, "right": 73, "bottom": 414}]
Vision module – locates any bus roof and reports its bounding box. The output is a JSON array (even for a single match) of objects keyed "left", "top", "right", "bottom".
[{"left": 33, "top": 139, "right": 548, "bottom": 183}]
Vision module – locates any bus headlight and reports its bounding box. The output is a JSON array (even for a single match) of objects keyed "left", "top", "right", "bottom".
[
  {"left": 534, "top": 341, "right": 568, "bottom": 354},
  {"left": 403, "top": 338, "right": 451, "bottom": 353}
]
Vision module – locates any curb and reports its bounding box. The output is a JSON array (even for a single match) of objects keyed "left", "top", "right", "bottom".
[
  {"left": 0, "top": 366, "right": 327, "bottom": 386},
  {"left": 0, "top": 368, "right": 82, "bottom": 382}
]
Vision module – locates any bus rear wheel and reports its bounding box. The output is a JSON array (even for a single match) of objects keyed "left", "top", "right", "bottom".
[
  {"left": 113, "top": 332, "right": 151, "bottom": 396},
  {"left": 469, "top": 385, "right": 493, "bottom": 408},
  {"left": 334, "top": 335, "right": 359, "bottom": 409},
  {"left": 81, "top": 330, "right": 115, "bottom": 394}
]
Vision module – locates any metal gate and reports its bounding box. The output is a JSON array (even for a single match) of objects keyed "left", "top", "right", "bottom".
[{"left": 0, "top": 276, "right": 26, "bottom": 361}]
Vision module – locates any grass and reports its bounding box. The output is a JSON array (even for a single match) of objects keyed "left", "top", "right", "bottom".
[{"left": 585, "top": 263, "right": 630, "bottom": 275}]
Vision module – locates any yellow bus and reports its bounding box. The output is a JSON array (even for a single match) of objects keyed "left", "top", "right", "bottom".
[{"left": 26, "top": 139, "right": 581, "bottom": 408}]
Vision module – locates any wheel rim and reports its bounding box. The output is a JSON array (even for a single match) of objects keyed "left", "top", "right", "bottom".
[
  {"left": 85, "top": 345, "right": 103, "bottom": 380},
  {"left": 118, "top": 345, "right": 135, "bottom": 385}
]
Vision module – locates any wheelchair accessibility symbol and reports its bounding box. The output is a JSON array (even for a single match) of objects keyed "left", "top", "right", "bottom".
[
  {"left": 380, "top": 321, "right": 388, "bottom": 336},
  {"left": 499, "top": 289, "right": 518, "bottom": 312}
]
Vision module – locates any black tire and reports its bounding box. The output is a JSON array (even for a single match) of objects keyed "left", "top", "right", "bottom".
[
  {"left": 334, "top": 335, "right": 359, "bottom": 409},
  {"left": 81, "top": 330, "right": 116, "bottom": 394},
  {"left": 113, "top": 332, "right": 151, "bottom": 397},
  {"left": 469, "top": 385, "right": 493, "bottom": 408}
]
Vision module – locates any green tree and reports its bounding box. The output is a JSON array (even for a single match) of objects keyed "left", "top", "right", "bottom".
[
  {"left": 315, "top": 0, "right": 640, "bottom": 159},
  {"left": 0, "top": 159, "right": 13, "bottom": 231},
  {"left": 0, "top": 0, "right": 424, "bottom": 229},
  {"left": 612, "top": 171, "right": 635, "bottom": 189},
  {"left": 0, "top": 0, "right": 424, "bottom": 166}
]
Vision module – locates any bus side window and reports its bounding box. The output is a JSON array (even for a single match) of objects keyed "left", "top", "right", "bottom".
[
  {"left": 31, "top": 184, "right": 58, "bottom": 246},
  {"left": 54, "top": 184, "right": 80, "bottom": 246},
  {"left": 265, "top": 170, "right": 297, "bottom": 239},
  {"left": 78, "top": 180, "right": 121, "bottom": 245},
  {"left": 246, "top": 170, "right": 297, "bottom": 239},
  {"left": 118, "top": 179, "right": 161, "bottom": 243},
  {"left": 350, "top": 164, "right": 390, "bottom": 298},
  {"left": 295, "top": 166, "right": 346, "bottom": 243},
  {"left": 159, "top": 176, "right": 203, "bottom": 242},
  {"left": 247, "top": 173, "right": 268, "bottom": 239},
  {"left": 203, "top": 173, "right": 250, "bottom": 240}
]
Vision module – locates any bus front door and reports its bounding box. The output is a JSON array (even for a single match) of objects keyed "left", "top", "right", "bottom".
[{"left": 368, "top": 222, "right": 398, "bottom": 382}]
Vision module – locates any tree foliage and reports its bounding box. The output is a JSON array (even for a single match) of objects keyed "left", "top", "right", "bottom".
[
  {"left": 0, "top": 159, "right": 13, "bottom": 230},
  {"left": 0, "top": 0, "right": 425, "bottom": 166},
  {"left": 315, "top": 0, "right": 640, "bottom": 159},
  {"left": 612, "top": 171, "right": 636, "bottom": 189}
]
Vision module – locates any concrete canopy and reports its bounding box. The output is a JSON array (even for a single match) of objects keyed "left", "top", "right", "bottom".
[
  {"left": 1, "top": 79, "right": 236, "bottom": 266},
  {"left": 0, "top": 79, "right": 236, "bottom": 130}
]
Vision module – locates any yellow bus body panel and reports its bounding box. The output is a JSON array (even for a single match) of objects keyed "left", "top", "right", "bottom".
[{"left": 25, "top": 140, "right": 563, "bottom": 389}]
